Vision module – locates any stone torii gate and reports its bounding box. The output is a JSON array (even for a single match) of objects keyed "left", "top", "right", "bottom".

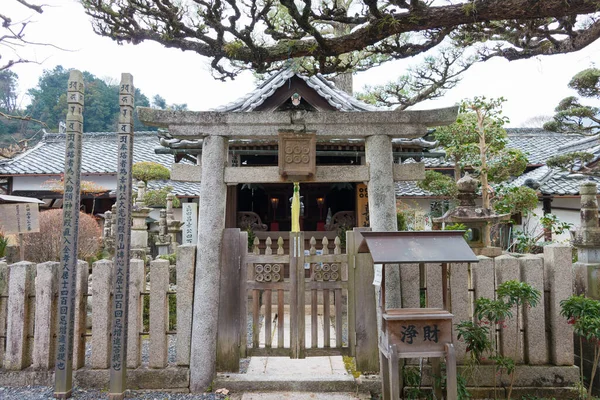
[{"left": 138, "top": 105, "right": 458, "bottom": 392}]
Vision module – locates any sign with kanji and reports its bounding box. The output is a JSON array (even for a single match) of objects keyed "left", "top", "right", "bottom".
[
  {"left": 278, "top": 131, "right": 316, "bottom": 177},
  {"left": 386, "top": 312, "right": 453, "bottom": 354},
  {"left": 356, "top": 183, "right": 369, "bottom": 227},
  {"left": 182, "top": 202, "right": 198, "bottom": 245},
  {"left": 0, "top": 203, "right": 40, "bottom": 234}
]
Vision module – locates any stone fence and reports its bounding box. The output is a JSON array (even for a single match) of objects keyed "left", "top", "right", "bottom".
[
  {"left": 0, "top": 244, "right": 196, "bottom": 390},
  {"left": 0, "top": 243, "right": 579, "bottom": 396}
]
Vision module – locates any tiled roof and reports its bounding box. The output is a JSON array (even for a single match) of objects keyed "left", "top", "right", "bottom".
[
  {"left": 0, "top": 131, "right": 184, "bottom": 175},
  {"left": 146, "top": 179, "right": 201, "bottom": 197},
  {"left": 395, "top": 181, "right": 432, "bottom": 197},
  {"left": 424, "top": 128, "right": 585, "bottom": 168},
  {"left": 512, "top": 165, "right": 600, "bottom": 196},
  {"left": 212, "top": 67, "right": 382, "bottom": 112}
]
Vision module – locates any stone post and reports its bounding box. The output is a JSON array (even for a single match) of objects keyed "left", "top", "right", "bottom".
[
  {"left": 33, "top": 261, "right": 59, "bottom": 370},
  {"left": 572, "top": 181, "right": 600, "bottom": 297},
  {"left": 155, "top": 209, "right": 172, "bottom": 256},
  {"left": 365, "top": 134, "right": 400, "bottom": 308},
  {"left": 149, "top": 259, "right": 169, "bottom": 368},
  {"left": 544, "top": 244, "right": 575, "bottom": 365},
  {"left": 4, "top": 261, "right": 36, "bottom": 370},
  {"left": 0, "top": 262, "right": 7, "bottom": 364},
  {"left": 109, "top": 73, "right": 135, "bottom": 400},
  {"left": 91, "top": 259, "right": 113, "bottom": 369},
  {"left": 190, "top": 135, "right": 228, "bottom": 392},
  {"left": 103, "top": 210, "right": 115, "bottom": 256},
  {"left": 73, "top": 260, "right": 89, "bottom": 369},
  {"left": 176, "top": 244, "right": 196, "bottom": 366},
  {"left": 131, "top": 182, "right": 151, "bottom": 259},
  {"left": 55, "top": 70, "right": 84, "bottom": 398},
  {"left": 127, "top": 259, "right": 145, "bottom": 368}
]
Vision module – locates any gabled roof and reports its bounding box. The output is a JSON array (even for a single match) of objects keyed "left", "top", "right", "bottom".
[
  {"left": 212, "top": 67, "right": 381, "bottom": 112},
  {"left": 0, "top": 131, "right": 185, "bottom": 175}
]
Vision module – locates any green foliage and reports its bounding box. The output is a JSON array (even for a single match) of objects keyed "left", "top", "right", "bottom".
[
  {"left": 132, "top": 161, "right": 171, "bottom": 183},
  {"left": 444, "top": 223, "right": 470, "bottom": 240},
  {"left": 561, "top": 295, "right": 600, "bottom": 398},
  {"left": 456, "top": 321, "right": 491, "bottom": 360},
  {"left": 158, "top": 253, "right": 177, "bottom": 265},
  {"left": 417, "top": 170, "right": 458, "bottom": 197},
  {"left": 512, "top": 231, "right": 540, "bottom": 254},
  {"left": 463, "top": 281, "right": 541, "bottom": 399},
  {"left": 0, "top": 70, "right": 18, "bottom": 113},
  {"left": 143, "top": 293, "right": 177, "bottom": 332},
  {"left": 144, "top": 186, "right": 180, "bottom": 208},
  {"left": 540, "top": 213, "right": 572, "bottom": 236},
  {"left": 493, "top": 185, "right": 539, "bottom": 216},
  {"left": 487, "top": 148, "right": 528, "bottom": 183},
  {"left": 570, "top": 68, "right": 600, "bottom": 98},
  {"left": 497, "top": 279, "right": 541, "bottom": 308},
  {"left": 474, "top": 297, "right": 512, "bottom": 323},
  {"left": 0, "top": 232, "right": 8, "bottom": 257},
  {"left": 26, "top": 65, "right": 153, "bottom": 132},
  {"left": 546, "top": 152, "right": 594, "bottom": 172},
  {"left": 342, "top": 356, "right": 361, "bottom": 379},
  {"left": 545, "top": 68, "right": 600, "bottom": 135},
  {"left": 246, "top": 227, "right": 256, "bottom": 251},
  {"left": 397, "top": 212, "right": 407, "bottom": 231}
]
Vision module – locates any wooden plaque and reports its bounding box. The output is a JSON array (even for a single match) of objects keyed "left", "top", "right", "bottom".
[
  {"left": 278, "top": 132, "right": 316, "bottom": 177},
  {"left": 384, "top": 309, "right": 453, "bottom": 354}
]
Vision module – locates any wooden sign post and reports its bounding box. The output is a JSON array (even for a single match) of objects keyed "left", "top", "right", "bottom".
[{"left": 358, "top": 231, "right": 479, "bottom": 400}]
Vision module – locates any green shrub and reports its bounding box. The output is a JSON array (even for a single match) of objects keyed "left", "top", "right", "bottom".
[
  {"left": 132, "top": 161, "right": 170, "bottom": 183},
  {"left": 143, "top": 186, "right": 181, "bottom": 208},
  {"left": 0, "top": 232, "right": 8, "bottom": 258},
  {"left": 158, "top": 253, "right": 176, "bottom": 265},
  {"left": 397, "top": 212, "right": 407, "bottom": 230}
]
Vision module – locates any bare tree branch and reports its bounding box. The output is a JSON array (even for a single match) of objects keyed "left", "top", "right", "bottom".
[{"left": 80, "top": 0, "right": 600, "bottom": 79}]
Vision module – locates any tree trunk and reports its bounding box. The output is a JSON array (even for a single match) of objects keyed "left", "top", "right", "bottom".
[
  {"left": 453, "top": 156, "right": 461, "bottom": 181},
  {"left": 478, "top": 111, "right": 492, "bottom": 247}
]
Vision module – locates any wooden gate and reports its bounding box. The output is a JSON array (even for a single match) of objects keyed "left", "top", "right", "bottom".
[{"left": 216, "top": 228, "right": 379, "bottom": 372}]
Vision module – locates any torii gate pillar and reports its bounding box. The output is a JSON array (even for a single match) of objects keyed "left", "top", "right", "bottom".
[
  {"left": 189, "top": 135, "right": 228, "bottom": 392},
  {"left": 365, "top": 134, "right": 401, "bottom": 308}
]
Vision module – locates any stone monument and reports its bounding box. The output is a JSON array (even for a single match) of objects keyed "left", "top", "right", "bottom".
[
  {"left": 131, "top": 181, "right": 151, "bottom": 259},
  {"left": 155, "top": 209, "right": 172, "bottom": 256},
  {"left": 572, "top": 181, "right": 600, "bottom": 298},
  {"left": 108, "top": 73, "right": 135, "bottom": 400},
  {"left": 433, "top": 173, "right": 510, "bottom": 257},
  {"left": 54, "top": 70, "right": 85, "bottom": 399}
]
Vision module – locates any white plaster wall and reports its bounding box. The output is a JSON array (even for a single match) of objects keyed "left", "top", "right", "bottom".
[
  {"left": 514, "top": 197, "right": 581, "bottom": 243},
  {"left": 12, "top": 174, "right": 117, "bottom": 191}
]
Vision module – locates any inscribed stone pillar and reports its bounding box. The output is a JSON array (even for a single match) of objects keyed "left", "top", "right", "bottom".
[
  {"left": 190, "top": 135, "right": 228, "bottom": 392},
  {"left": 55, "top": 70, "right": 84, "bottom": 398},
  {"left": 365, "top": 134, "right": 400, "bottom": 309},
  {"left": 33, "top": 261, "right": 59, "bottom": 369},
  {"left": 109, "top": 73, "right": 135, "bottom": 399}
]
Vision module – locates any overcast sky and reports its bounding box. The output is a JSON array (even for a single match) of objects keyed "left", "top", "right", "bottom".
[{"left": 5, "top": 0, "right": 600, "bottom": 127}]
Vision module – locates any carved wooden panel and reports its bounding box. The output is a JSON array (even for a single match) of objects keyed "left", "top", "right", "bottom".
[{"left": 278, "top": 132, "right": 316, "bottom": 177}]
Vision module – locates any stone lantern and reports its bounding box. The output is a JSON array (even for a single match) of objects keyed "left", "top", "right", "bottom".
[{"left": 432, "top": 173, "right": 510, "bottom": 257}]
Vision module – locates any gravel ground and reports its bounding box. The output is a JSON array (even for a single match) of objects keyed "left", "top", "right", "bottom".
[{"left": 0, "top": 386, "right": 229, "bottom": 400}]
